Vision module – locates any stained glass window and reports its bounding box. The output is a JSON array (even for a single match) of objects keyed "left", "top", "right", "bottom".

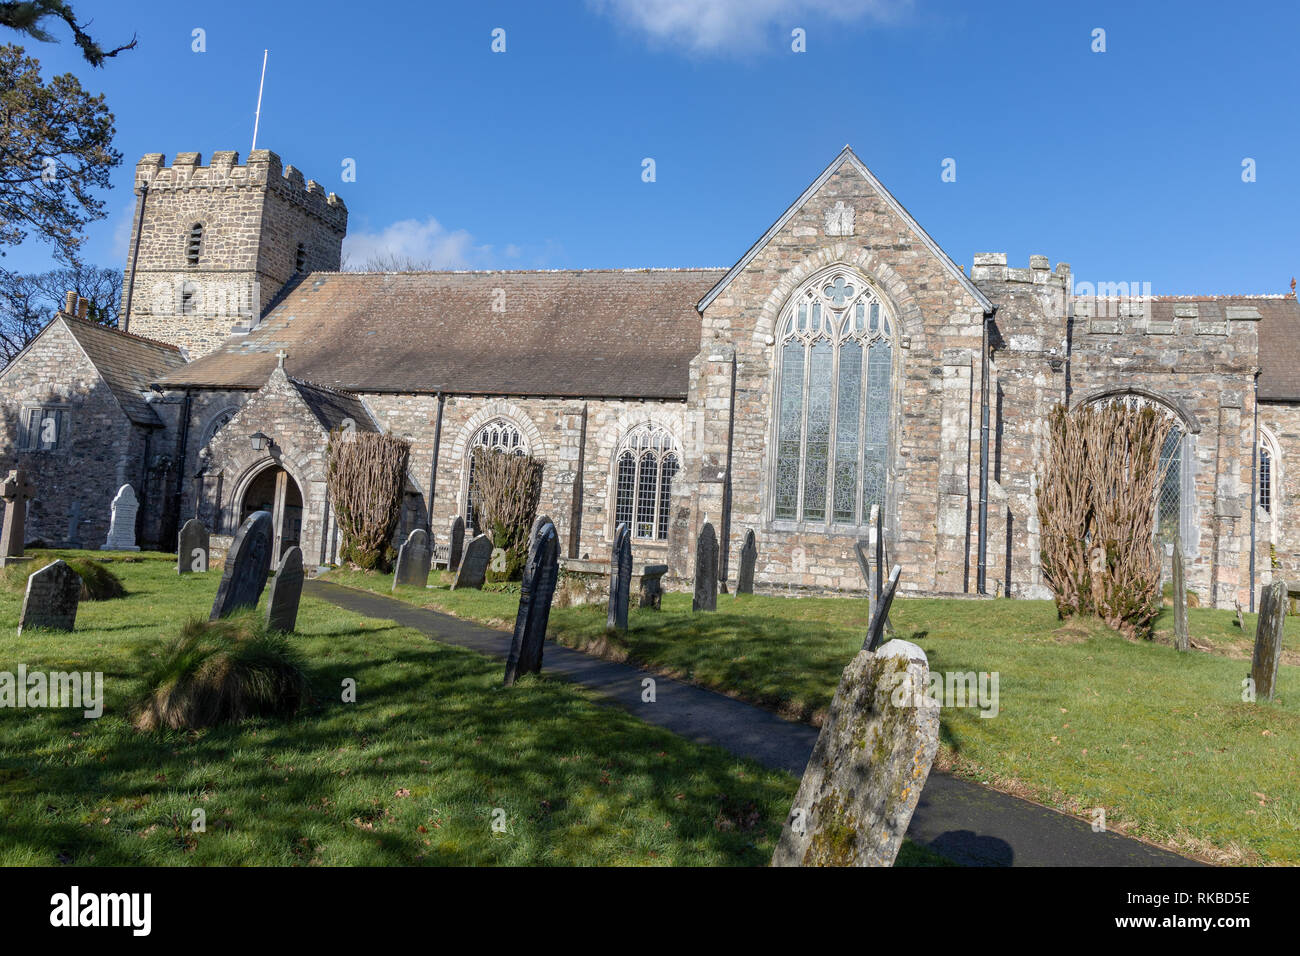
[
  {"left": 772, "top": 269, "right": 894, "bottom": 527},
  {"left": 613, "top": 423, "right": 681, "bottom": 541},
  {"left": 1260, "top": 446, "right": 1272, "bottom": 514}
]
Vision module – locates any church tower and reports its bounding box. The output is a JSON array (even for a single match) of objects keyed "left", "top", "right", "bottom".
[{"left": 120, "top": 150, "right": 347, "bottom": 358}]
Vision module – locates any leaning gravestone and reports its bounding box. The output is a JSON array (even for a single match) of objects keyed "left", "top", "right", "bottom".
[
  {"left": 177, "top": 518, "right": 210, "bottom": 574},
  {"left": 693, "top": 522, "right": 718, "bottom": 612},
  {"left": 393, "top": 528, "right": 432, "bottom": 590},
  {"left": 771, "top": 637, "right": 941, "bottom": 867},
  {"left": 607, "top": 522, "right": 632, "bottom": 632},
  {"left": 266, "top": 546, "right": 304, "bottom": 633},
  {"left": 736, "top": 528, "right": 758, "bottom": 596},
  {"left": 209, "top": 511, "right": 273, "bottom": 620},
  {"left": 100, "top": 484, "right": 140, "bottom": 551},
  {"left": 18, "top": 560, "right": 81, "bottom": 634},
  {"left": 1252, "top": 579, "right": 1287, "bottom": 701},
  {"left": 448, "top": 515, "right": 466, "bottom": 573},
  {"left": 639, "top": 564, "right": 668, "bottom": 609},
  {"left": 451, "top": 534, "right": 493, "bottom": 590},
  {"left": 504, "top": 520, "right": 560, "bottom": 686},
  {"left": 1172, "top": 533, "right": 1189, "bottom": 653}
]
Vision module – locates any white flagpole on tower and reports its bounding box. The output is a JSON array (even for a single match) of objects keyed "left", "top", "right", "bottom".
[{"left": 251, "top": 49, "right": 268, "bottom": 153}]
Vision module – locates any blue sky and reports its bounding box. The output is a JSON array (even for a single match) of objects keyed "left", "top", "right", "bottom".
[{"left": 11, "top": 0, "right": 1299, "bottom": 294}]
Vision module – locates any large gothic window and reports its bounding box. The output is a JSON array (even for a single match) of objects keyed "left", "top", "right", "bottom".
[
  {"left": 466, "top": 418, "right": 528, "bottom": 532},
  {"left": 773, "top": 269, "right": 894, "bottom": 527},
  {"left": 614, "top": 423, "right": 680, "bottom": 541}
]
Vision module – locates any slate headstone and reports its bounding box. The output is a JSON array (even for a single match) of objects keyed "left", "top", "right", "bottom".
[
  {"left": 1252, "top": 579, "right": 1287, "bottom": 701},
  {"left": 448, "top": 515, "right": 466, "bottom": 573},
  {"left": 692, "top": 522, "right": 718, "bottom": 612},
  {"left": 607, "top": 522, "right": 632, "bottom": 632},
  {"left": 736, "top": 528, "right": 757, "bottom": 596},
  {"left": 865, "top": 565, "right": 901, "bottom": 652},
  {"left": 209, "top": 511, "right": 273, "bottom": 620},
  {"left": 266, "top": 546, "right": 304, "bottom": 633},
  {"left": 772, "top": 638, "right": 940, "bottom": 867},
  {"left": 504, "top": 520, "right": 559, "bottom": 686},
  {"left": 639, "top": 564, "right": 668, "bottom": 609},
  {"left": 451, "top": 534, "right": 493, "bottom": 590},
  {"left": 178, "top": 518, "right": 210, "bottom": 574},
  {"left": 0, "top": 468, "right": 35, "bottom": 566},
  {"left": 100, "top": 484, "right": 140, "bottom": 551},
  {"left": 1172, "top": 533, "right": 1189, "bottom": 653},
  {"left": 393, "top": 528, "right": 432, "bottom": 590},
  {"left": 66, "top": 501, "right": 82, "bottom": 549},
  {"left": 853, "top": 539, "right": 872, "bottom": 588},
  {"left": 18, "top": 560, "right": 81, "bottom": 634}
]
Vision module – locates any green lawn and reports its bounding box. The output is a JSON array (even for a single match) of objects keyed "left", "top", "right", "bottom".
[{"left": 325, "top": 566, "right": 1300, "bottom": 865}]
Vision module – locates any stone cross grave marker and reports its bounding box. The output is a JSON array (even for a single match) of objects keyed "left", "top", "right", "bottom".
[
  {"left": 504, "top": 520, "right": 559, "bottom": 686},
  {"left": 266, "top": 546, "right": 305, "bottom": 633},
  {"left": 607, "top": 521, "right": 632, "bottom": 632},
  {"left": 772, "top": 636, "right": 940, "bottom": 867},
  {"left": 18, "top": 559, "right": 81, "bottom": 634},
  {"left": 100, "top": 484, "right": 140, "bottom": 551},
  {"left": 178, "top": 518, "right": 210, "bottom": 574},
  {"left": 451, "top": 534, "right": 492, "bottom": 590},
  {"left": 1172, "top": 533, "right": 1189, "bottom": 653},
  {"left": 393, "top": 528, "right": 432, "bottom": 590},
  {"left": 639, "top": 564, "right": 668, "bottom": 609},
  {"left": 0, "top": 468, "right": 35, "bottom": 567},
  {"left": 1252, "top": 579, "right": 1287, "bottom": 701},
  {"left": 693, "top": 522, "right": 718, "bottom": 612},
  {"left": 736, "top": 528, "right": 758, "bottom": 596},
  {"left": 448, "top": 515, "right": 465, "bottom": 573},
  {"left": 210, "top": 511, "right": 273, "bottom": 620}
]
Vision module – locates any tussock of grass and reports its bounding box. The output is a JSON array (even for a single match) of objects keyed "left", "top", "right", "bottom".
[
  {"left": 0, "top": 551, "right": 127, "bottom": 601},
  {"left": 135, "top": 612, "right": 311, "bottom": 731}
]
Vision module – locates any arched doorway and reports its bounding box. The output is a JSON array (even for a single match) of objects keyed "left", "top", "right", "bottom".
[{"left": 239, "top": 465, "right": 303, "bottom": 565}]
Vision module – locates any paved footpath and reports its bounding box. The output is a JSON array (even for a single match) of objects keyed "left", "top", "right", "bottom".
[{"left": 305, "top": 580, "right": 1202, "bottom": 867}]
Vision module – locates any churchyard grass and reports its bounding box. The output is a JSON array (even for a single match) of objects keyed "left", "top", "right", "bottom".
[
  {"left": 0, "top": 551, "right": 951, "bottom": 866},
  {"left": 328, "top": 567, "right": 1300, "bottom": 865}
]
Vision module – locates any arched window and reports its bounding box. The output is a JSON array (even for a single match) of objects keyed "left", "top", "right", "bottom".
[
  {"left": 200, "top": 406, "right": 239, "bottom": 449},
  {"left": 614, "top": 423, "right": 680, "bottom": 541},
  {"left": 465, "top": 418, "right": 528, "bottom": 531},
  {"left": 186, "top": 223, "right": 204, "bottom": 266},
  {"left": 772, "top": 268, "right": 894, "bottom": 526},
  {"left": 180, "top": 281, "right": 198, "bottom": 316},
  {"left": 1259, "top": 427, "right": 1280, "bottom": 517}
]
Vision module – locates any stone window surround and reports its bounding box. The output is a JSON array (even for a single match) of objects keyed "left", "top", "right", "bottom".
[
  {"left": 452, "top": 402, "right": 543, "bottom": 529},
  {"left": 611, "top": 421, "right": 682, "bottom": 543},
  {"left": 19, "top": 403, "right": 71, "bottom": 453},
  {"left": 199, "top": 404, "right": 241, "bottom": 450},
  {"left": 1259, "top": 423, "right": 1281, "bottom": 534}
]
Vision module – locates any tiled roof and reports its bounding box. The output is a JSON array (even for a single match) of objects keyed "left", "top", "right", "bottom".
[
  {"left": 158, "top": 269, "right": 723, "bottom": 399},
  {"left": 289, "top": 378, "right": 377, "bottom": 433},
  {"left": 62, "top": 317, "right": 187, "bottom": 425}
]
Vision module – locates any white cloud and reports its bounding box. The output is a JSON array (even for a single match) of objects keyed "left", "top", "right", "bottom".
[
  {"left": 588, "top": 0, "right": 909, "bottom": 55},
  {"left": 342, "top": 216, "right": 484, "bottom": 270}
]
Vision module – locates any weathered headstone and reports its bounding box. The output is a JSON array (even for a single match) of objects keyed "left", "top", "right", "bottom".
[
  {"left": 266, "top": 546, "right": 304, "bottom": 633},
  {"left": 0, "top": 468, "right": 35, "bottom": 567},
  {"left": 448, "top": 515, "right": 466, "bottom": 573},
  {"left": 100, "top": 484, "right": 140, "bottom": 551},
  {"left": 451, "top": 534, "right": 492, "bottom": 590},
  {"left": 18, "top": 560, "right": 81, "bottom": 634},
  {"left": 771, "top": 637, "right": 940, "bottom": 867},
  {"left": 178, "top": 518, "right": 210, "bottom": 574},
  {"left": 736, "top": 528, "right": 757, "bottom": 596},
  {"left": 209, "top": 511, "right": 273, "bottom": 620},
  {"left": 1252, "top": 579, "right": 1287, "bottom": 701},
  {"left": 66, "top": 501, "right": 82, "bottom": 549},
  {"left": 393, "top": 528, "right": 432, "bottom": 590},
  {"left": 607, "top": 522, "right": 632, "bottom": 632},
  {"left": 692, "top": 522, "right": 718, "bottom": 612},
  {"left": 1172, "top": 533, "right": 1189, "bottom": 653},
  {"left": 853, "top": 539, "right": 872, "bottom": 587},
  {"left": 639, "top": 564, "right": 668, "bottom": 609},
  {"left": 504, "top": 520, "right": 559, "bottom": 686}
]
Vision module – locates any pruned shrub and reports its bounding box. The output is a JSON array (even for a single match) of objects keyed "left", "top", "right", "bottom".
[
  {"left": 470, "top": 447, "right": 543, "bottom": 582},
  {"left": 327, "top": 429, "right": 411, "bottom": 572},
  {"left": 135, "top": 613, "right": 311, "bottom": 731}
]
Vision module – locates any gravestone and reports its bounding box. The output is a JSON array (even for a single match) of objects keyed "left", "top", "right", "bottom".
[
  {"left": 865, "top": 566, "right": 901, "bottom": 652},
  {"left": 853, "top": 540, "right": 871, "bottom": 587},
  {"left": 771, "top": 637, "right": 940, "bottom": 867},
  {"left": 66, "top": 501, "right": 82, "bottom": 549},
  {"left": 639, "top": 564, "right": 668, "bottom": 609},
  {"left": 451, "top": 534, "right": 492, "bottom": 590},
  {"left": 606, "top": 522, "right": 632, "bottom": 632},
  {"left": 1172, "top": 534, "right": 1189, "bottom": 653},
  {"left": 692, "top": 522, "right": 718, "bottom": 612},
  {"left": 266, "top": 546, "right": 304, "bottom": 633},
  {"left": 0, "top": 468, "right": 35, "bottom": 567},
  {"left": 100, "top": 484, "right": 140, "bottom": 551},
  {"left": 1252, "top": 580, "right": 1287, "bottom": 701},
  {"left": 448, "top": 515, "right": 466, "bottom": 573},
  {"left": 177, "top": 518, "right": 210, "bottom": 574},
  {"left": 209, "top": 511, "right": 273, "bottom": 620},
  {"left": 504, "top": 520, "right": 559, "bottom": 686},
  {"left": 736, "top": 529, "right": 758, "bottom": 596},
  {"left": 18, "top": 560, "right": 81, "bottom": 634},
  {"left": 393, "top": 528, "right": 432, "bottom": 590}
]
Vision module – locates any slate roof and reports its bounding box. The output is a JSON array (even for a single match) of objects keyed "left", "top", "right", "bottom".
[
  {"left": 61, "top": 317, "right": 187, "bottom": 425},
  {"left": 159, "top": 269, "right": 724, "bottom": 400},
  {"left": 289, "top": 377, "right": 378, "bottom": 433}
]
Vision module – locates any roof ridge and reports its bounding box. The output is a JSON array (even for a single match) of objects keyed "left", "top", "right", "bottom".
[
  {"left": 315, "top": 267, "right": 728, "bottom": 276},
  {"left": 62, "top": 313, "right": 184, "bottom": 351},
  {"left": 288, "top": 375, "right": 361, "bottom": 397}
]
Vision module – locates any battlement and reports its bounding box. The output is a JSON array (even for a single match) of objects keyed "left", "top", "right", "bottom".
[
  {"left": 135, "top": 150, "right": 347, "bottom": 233},
  {"left": 970, "top": 253, "right": 1071, "bottom": 288}
]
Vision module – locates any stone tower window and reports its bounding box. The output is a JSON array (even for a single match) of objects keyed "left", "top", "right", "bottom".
[
  {"left": 613, "top": 423, "right": 681, "bottom": 541},
  {"left": 186, "top": 222, "right": 204, "bottom": 266},
  {"left": 180, "top": 281, "right": 198, "bottom": 316},
  {"left": 771, "top": 268, "right": 895, "bottom": 528},
  {"left": 295, "top": 242, "right": 307, "bottom": 274},
  {"left": 465, "top": 418, "right": 528, "bottom": 533}
]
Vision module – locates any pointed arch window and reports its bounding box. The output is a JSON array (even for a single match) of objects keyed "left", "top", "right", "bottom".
[
  {"left": 186, "top": 223, "right": 204, "bottom": 266},
  {"left": 614, "top": 423, "right": 680, "bottom": 541},
  {"left": 773, "top": 269, "right": 895, "bottom": 527},
  {"left": 465, "top": 418, "right": 528, "bottom": 532},
  {"left": 1259, "top": 428, "right": 1280, "bottom": 516}
]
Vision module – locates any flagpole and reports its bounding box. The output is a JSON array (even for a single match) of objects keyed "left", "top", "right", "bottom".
[{"left": 251, "top": 49, "right": 268, "bottom": 153}]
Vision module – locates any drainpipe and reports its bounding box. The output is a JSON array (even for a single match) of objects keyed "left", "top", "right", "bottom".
[
  {"left": 569, "top": 402, "right": 588, "bottom": 558},
  {"left": 717, "top": 357, "right": 738, "bottom": 593},
  {"left": 168, "top": 389, "right": 193, "bottom": 545},
  {"left": 427, "top": 392, "right": 445, "bottom": 535},
  {"left": 1249, "top": 369, "right": 1260, "bottom": 612},
  {"left": 121, "top": 183, "right": 148, "bottom": 333},
  {"left": 977, "top": 309, "right": 994, "bottom": 595}
]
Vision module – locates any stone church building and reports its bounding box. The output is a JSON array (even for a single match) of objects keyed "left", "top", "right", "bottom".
[{"left": 3, "top": 145, "right": 1298, "bottom": 609}]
